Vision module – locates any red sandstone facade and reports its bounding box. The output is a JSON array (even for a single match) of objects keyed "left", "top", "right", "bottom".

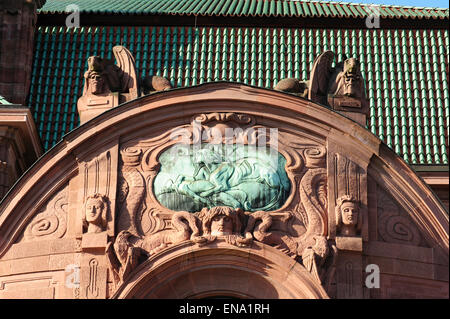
[
  {"left": 0, "top": 83, "right": 448, "bottom": 299},
  {"left": 0, "top": 1, "right": 448, "bottom": 299}
]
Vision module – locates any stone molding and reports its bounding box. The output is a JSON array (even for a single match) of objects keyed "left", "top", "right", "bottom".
[{"left": 0, "top": 107, "right": 42, "bottom": 198}]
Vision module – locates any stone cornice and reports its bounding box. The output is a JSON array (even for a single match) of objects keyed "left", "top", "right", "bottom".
[{"left": 0, "top": 107, "right": 43, "bottom": 166}]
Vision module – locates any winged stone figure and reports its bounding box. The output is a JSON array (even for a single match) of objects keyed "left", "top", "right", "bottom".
[
  {"left": 309, "top": 51, "right": 368, "bottom": 110},
  {"left": 77, "top": 46, "right": 140, "bottom": 124},
  {"left": 275, "top": 51, "right": 368, "bottom": 112}
]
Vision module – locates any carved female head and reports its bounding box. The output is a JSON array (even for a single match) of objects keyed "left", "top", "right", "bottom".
[
  {"left": 82, "top": 193, "right": 109, "bottom": 233},
  {"left": 335, "top": 195, "right": 362, "bottom": 236},
  {"left": 201, "top": 206, "right": 243, "bottom": 236}
]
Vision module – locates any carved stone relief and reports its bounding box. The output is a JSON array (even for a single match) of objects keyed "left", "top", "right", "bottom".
[
  {"left": 77, "top": 147, "right": 118, "bottom": 238},
  {"left": 377, "top": 187, "right": 425, "bottom": 247},
  {"left": 328, "top": 153, "right": 367, "bottom": 240},
  {"left": 154, "top": 143, "right": 290, "bottom": 212},
  {"left": 82, "top": 194, "right": 109, "bottom": 234},
  {"left": 335, "top": 195, "right": 362, "bottom": 237},
  {"left": 104, "top": 112, "right": 341, "bottom": 295},
  {"left": 19, "top": 184, "right": 68, "bottom": 242},
  {"left": 77, "top": 46, "right": 140, "bottom": 124},
  {"left": 274, "top": 50, "right": 369, "bottom": 116}
]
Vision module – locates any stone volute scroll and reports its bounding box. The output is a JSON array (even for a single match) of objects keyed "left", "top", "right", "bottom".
[
  {"left": 77, "top": 46, "right": 140, "bottom": 124},
  {"left": 20, "top": 185, "right": 68, "bottom": 242}
]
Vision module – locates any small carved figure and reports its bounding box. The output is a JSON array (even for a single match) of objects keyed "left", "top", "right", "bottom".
[
  {"left": 106, "top": 230, "right": 143, "bottom": 286},
  {"left": 308, "top": 51, "right": 368, "bottom": 109},
  {"left": 301, "top": 235, "right": 330, "bottom": 283},
  {"left": 197, "top": 206, "right": 252, "bottom": 247},
  {"left": 85, "top": 55, "right": 123, "bottom": 93},
  {"left": 335, "top": 195, "right": 362, "bottom": 237},
  {"left": 82, "top": 194, "right": 108, "bottom": 233},
  {"left": 139, "top": 211, "right": 201, "bottom": 255},
  {"left": 142, "top": 75, "right": 172, "bottom": 94},
  {"left": 328, "top": 57, "right": 365, "bottom": 98},
  {"left": 273, "top": 51, "right": 368, "bottom": 113},
  {"left": 274, "top": 78, "right": 309, "bottom": 97},
  {"left": 85, "top": 70, "right": 108, "bottom": 95},
  {"left": 77, "top": 46, "right": 140, "bottom": 124}
]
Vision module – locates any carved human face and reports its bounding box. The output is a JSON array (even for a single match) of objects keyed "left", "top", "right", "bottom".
[
  {"left": 343, "top": 58, "right": 360, "bottom": 96},
  {"left": 340, "top": 201, "right": 359, "bottom": 226},
  {"left": 88, "top": 73, "right": 104, "bottom": 94},
  {"left": 210, "top": 214, "right": 234, "bottom": 236},
  {"left": 85, "top": 197, "right": 104, "bottom": 224}
]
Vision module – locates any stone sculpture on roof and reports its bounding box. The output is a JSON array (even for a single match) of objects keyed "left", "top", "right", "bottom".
[
  {"left": 275, "top": 50, "right": 369, "bottom": 118},
  {"left": 77, "top": 46, "right": 140, "bottom": 124}
]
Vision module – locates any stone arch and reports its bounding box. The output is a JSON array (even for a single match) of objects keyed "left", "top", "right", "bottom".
[
  {"left": 113, "top": 241, "right": 329, "bottom": 299},
  {"left": 0, "top": 83, "right": 447, "bottom": 299}
]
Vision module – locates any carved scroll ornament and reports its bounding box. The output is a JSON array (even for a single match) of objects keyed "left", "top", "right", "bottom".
[
  {"left": 377, "top": 190, "right": 423, "bottom": 246},
  {"left": 22, "top": 186, "right": 68, "bottom": 242}
]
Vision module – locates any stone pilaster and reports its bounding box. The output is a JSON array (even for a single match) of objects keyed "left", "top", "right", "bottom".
[
  {"left": 0, "top": 0, "right": 46, "bottom": 105},
  {"left": 0, "top": 106, "right": 42, "bottom": 198}
]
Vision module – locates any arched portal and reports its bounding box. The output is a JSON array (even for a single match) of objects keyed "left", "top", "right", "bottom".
[
  {"left": 0, "top": 83, "right": 447, "bottom": 299},
  {"left": 113, "top": 241, "right": 329, "bottom": 299}
]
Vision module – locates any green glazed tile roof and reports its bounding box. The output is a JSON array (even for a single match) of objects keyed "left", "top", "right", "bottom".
[
  {"left": 39, "top": 0, "right": 449, "bottom": 19},
  {"left": 27, "top": 25, "right": 449, "bottom": 165}
]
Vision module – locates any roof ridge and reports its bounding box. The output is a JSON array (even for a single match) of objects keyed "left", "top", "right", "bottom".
[
  {"left": 39, "top": 0, "right": 450, "bottom": 17},
  {"left": 300, "top": 0, "right": 448, "bottom": 10}
]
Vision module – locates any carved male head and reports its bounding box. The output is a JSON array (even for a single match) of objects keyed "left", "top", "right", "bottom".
[
  {"left": 201, "top": 206, "right": 242, "bottom": 236},
  {"left": 342, "top": 58, "right": 362, "bottom": 97},
  {"left": 82, "top": 193, "right": 108, "bottom": 233},
  {"left": 335, "top": 195, "right": 362, "bottom": 236},
  {"left": 85, "top": 70, "right": 105, "bottom": 95}
]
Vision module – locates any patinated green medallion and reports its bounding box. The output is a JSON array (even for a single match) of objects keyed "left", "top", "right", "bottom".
[{"left": 154, "top": 144, "right": 290, "bottom": 212}]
